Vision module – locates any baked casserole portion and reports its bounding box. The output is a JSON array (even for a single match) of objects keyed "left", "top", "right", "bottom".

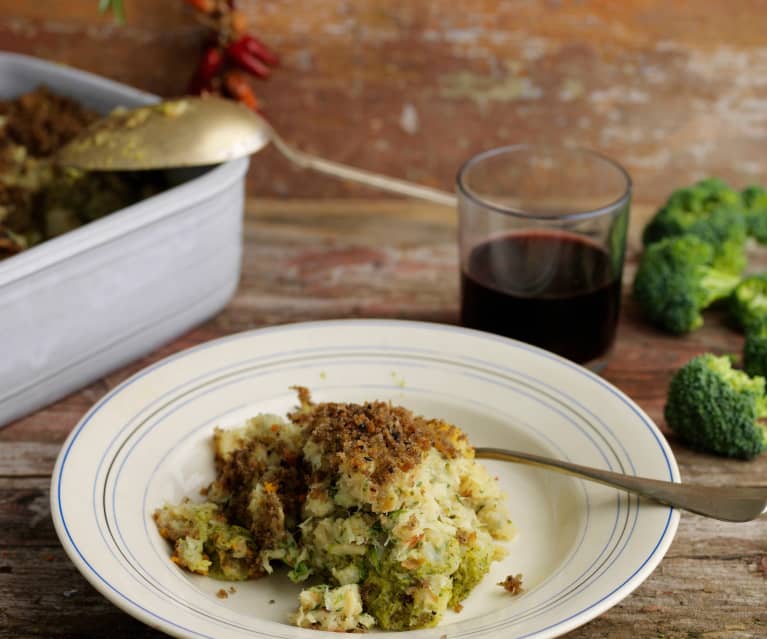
[{"left": 154, "top": 388, "right": 513, "bottom": 632}]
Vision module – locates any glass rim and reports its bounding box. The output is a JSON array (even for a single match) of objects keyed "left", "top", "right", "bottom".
[{"left": 455, "top": 144, "right": 632, "bottom": 222}]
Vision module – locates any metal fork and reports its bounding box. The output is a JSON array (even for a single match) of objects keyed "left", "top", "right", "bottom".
[{"left": 475, "top": 447, "right": 767, "bottom": 522}]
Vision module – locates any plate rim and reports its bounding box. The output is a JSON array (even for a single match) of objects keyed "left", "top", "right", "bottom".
[{"left": 51, "top": 319, "right": 680, "bottom": 639}]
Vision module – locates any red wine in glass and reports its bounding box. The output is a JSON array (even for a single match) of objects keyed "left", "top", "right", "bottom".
[{"left": 460, "top": 231, "right": 622, "bottom": 364}]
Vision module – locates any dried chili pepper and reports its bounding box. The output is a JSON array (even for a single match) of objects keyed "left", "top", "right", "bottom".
[
  {"left": 180, "top": 0, "right": 277, "bottom": 110},
  {"left": 226, "top": 37, "right": 271, "bottom": 79},
  {"left": 102, "top": 0, "right": 278, "bottom": 109},
  {"left": 240, "top": 34, "right": 279, "bottom": 66},
  {"left": 188, "top": 45, "right": 225, "bottom": 93},
  {"left": 223, "top": 70, "right": 261, "bottom": 111}
]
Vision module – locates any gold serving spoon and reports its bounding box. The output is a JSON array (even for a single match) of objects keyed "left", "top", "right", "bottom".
[
  {"left": 57, "top": 96, "right": 458, "bottom": 206},
  {"left": 475, "top": 447, "right": 767, "bottom": 522}
]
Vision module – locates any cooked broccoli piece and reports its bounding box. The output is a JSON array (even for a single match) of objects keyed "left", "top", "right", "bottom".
[
  {"left": 153, "top": 501, "right": 260, "bottom": 580},
  {"left": 665, "top": 353, "right": 767, "bottom": 459},
  {"left": 642, "top": 178, "right": 742, "bottom": 246},
  {"left": 448, "top": 541, "right": 493, "bottom": 608},
  {"left": 633, "top": 235, "right": 741, "bottom": 334},
  {"left": 729, "top": 274, "right": 767, "bottom": 333},
  {"left": 743, "top": 324, "right": 767, "bottom": 379},
  {"left": 362, "top": 557, "right": 450, "bottom": 630},
  {"left": 741, "top": 185, "right": 767, "bottom": 243}
]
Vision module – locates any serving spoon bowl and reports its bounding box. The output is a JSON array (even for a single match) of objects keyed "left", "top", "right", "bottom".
[
  {"left": 475, "top": 446, "right": 767, "bottom": 522},
  {"left": 57, "top": 96, "right": 458, "bottom": 206}
]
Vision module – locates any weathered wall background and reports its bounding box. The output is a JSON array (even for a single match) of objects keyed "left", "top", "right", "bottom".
[{"left": 1, "top": 1, "right": 766, "bottom": 204}]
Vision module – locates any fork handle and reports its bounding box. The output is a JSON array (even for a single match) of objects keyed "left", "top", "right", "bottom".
[{"left": 475, "top": 447, "right": 767, "bottom": 522}]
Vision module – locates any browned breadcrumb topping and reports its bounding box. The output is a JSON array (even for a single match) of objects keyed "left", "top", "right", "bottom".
[
  {"left": 498, "top": 573, "right": 523, "bottom": 595},
  {"left": 216, "top": 588, "right": 229, "bottom": 599},
  {"left": 289, "top": 387, "right": 469, "bottom": 494},
  {"left": 0, "top": 87, "right": 98, "bottom": 259},
  {"left": 208, "top": 434, "right": 305, "bottom": 552},
  {"left": 292, "top": 384, "right": 313, "bottom": 409},
  {"left": 0, "top": 86, "right": 98, "bottom": 157}
]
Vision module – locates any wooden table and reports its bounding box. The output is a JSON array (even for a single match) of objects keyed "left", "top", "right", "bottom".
[{"left": 1, "top": 198, "right": 765, "bottom": 638}]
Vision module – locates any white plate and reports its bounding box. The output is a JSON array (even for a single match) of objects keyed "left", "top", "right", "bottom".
[{"left": 51, "top": 320, "right": 679, "bottom": 639}]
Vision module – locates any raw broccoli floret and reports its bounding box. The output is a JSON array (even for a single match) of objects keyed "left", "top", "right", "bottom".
[
  {"left": 741, "top": 185, "right": 767, "bottom": 243},
  {"left": 642, "top": 178, "right": 742, "bottom": 246},
  {"left": 633, "top": 235, "right": 741, "bottom": 334},
  {"left": 743, "top": 185, "right": 767, "bottom": 209},
  {"left": 743, "top": 324, "right": 767, "bottom": 379},
  {"left": 684, "top": 208, "right": 747, "bottom": 275},
  {"left": 665, "top": 353, "right": 767, "bottom": 459},
  {"left": 729, "top": 274, "right": 767, "bottom": 333}
]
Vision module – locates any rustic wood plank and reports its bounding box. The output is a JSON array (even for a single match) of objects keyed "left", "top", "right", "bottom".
[
  {"left": 0, "top": 478, "right": 56, "bottom": 547},
  {"left": 0, "top": 546, "right": 158, "bottom": 639},
  {"left": 670, "top": 514, "right": 767, "bottom": 561},
  {"left": 564, "top": 551, "right": 767, "bottom": 639},
  {"left": 0, "top": 442, "right": 59, "bottom": 477}
]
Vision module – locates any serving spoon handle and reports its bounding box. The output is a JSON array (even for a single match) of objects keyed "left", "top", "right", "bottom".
[
  {"left": 269, "top": 129, "right": 459, "bottom": 207},
  {"left": 475, "top": 446, "right": 767, "bottom": 522}
]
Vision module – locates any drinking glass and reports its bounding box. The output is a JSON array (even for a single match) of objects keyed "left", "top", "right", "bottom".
[{"left": 457, "top": 145, "right": 631, "bottom": 371}]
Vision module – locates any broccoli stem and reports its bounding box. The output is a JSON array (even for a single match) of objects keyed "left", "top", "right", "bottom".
[{"left": 700, "top": 269, "right": 740, "bottom": 306}]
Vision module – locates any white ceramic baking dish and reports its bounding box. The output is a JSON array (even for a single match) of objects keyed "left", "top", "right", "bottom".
[{"left": 0, "top": 52, "right": 249, "bottom": 427}]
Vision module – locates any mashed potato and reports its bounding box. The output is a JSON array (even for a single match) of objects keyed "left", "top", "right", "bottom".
[{"left": 154, "top": 389, "right": 514, "bottom": 632}]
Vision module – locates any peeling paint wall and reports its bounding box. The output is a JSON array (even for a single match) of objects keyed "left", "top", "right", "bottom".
[{"left": 2, "top": 1, "right": 766, "bottom": 205}]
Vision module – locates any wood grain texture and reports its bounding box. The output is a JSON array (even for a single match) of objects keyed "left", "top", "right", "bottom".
[
  {"left": 2, "top": 1, "right": 767, "bottom": 202},
  {"left": 0, "top": 197, "right": 766, "bottom": 638}
]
